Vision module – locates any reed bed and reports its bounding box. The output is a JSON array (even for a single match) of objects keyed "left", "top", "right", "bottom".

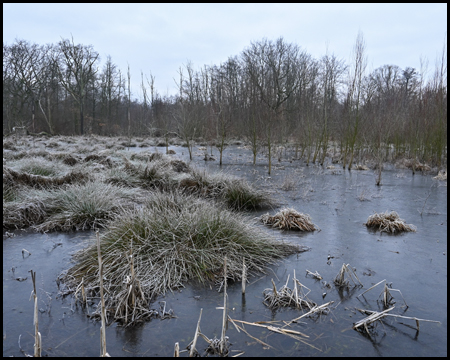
[
  {"left": 59, "top": 190, "right": 299, "bottom": 325},
  {"left": 260, "top": 208, "right": 318, "bottom": 231},
  {"left": 34, "top": 181, "right": 141, "bottom": 232},
  {"left": 364, "top": 211, "right": 417, "bottom": 233}
]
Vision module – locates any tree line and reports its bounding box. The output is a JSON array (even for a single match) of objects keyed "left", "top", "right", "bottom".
[{"left": 3, "top": 33, "right": 447, "bottom": 169}]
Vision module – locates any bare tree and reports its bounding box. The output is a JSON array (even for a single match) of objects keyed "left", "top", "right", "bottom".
[
  {"left": 315, "top": 51, "right": 347, "bottom": 165},
  {"left": 344, "top": 31, "right": 368, "bottom": 170},
  {"left": 174, "top": 62, "right": 203, "bottom": 160},
  {"left": 55, "top": 36, "right": 99, "bottom": 135},
  {"left": 242, "top": 37, "right": 303, "bottom": 174}
]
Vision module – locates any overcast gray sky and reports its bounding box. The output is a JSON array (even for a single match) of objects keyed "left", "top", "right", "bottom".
[{"left": 3, "top": 3, "right": 447, "bottom": 100}]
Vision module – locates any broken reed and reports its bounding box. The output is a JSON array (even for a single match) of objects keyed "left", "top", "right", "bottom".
[
  {"left": 364, "top": 211, "right": 416, "bottom": 233},
  {"left": 60, "top": 190, "right": 299, "bottom": 326},
  {"left": 97, "top": 231, "right": 110, "bottom": 357},
  {"left": 30, "top": 270, "right": 41, "bottom": 357},
  {"left": 357, "top": 279, "right": 408, "bottom": 308},
  {"left": 333, "top": 263, "right": 363, "bottom": 288},
  {"left": 263, "top": 270, "right": 317, "bottom": 310},
  {"left": 186, "top": 257, "right": 230, "bottom": 357},
  {"left": 260, "top": 208, "right": 319, "bottom": 231},
  {"left": 353, "top": 307, "right": 441, "bottom": 335}
]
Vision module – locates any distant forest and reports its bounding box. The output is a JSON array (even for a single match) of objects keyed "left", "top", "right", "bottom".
[{"left": 3, "top": 34, "right": 447, "bottom": 168}]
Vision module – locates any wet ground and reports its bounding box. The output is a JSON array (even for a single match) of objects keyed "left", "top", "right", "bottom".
[{"left": 3, "top": 144, "right": 447, "bottom": 357}]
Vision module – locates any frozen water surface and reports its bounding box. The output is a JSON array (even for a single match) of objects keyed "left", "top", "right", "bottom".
[{"left": 3, "top": 145, "right": 447, "bottom": 357}]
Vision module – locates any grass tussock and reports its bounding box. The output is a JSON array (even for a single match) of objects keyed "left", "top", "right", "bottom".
[
  {"left": 3, "top": 193, "right": 49, "bottom": 229},
  {"left": 3, "top": 180, "right": 141, "bottom": 231},
  {"left": 10, "top": 156, "right": 67, "bottom": 177},
  {"left": 261, "top": 208, "right": 319, "bottom": 231},
  {"left": 178, "top": 168, "right": 274, "bottom": 210},
  {"left": 120, "top": 154, "right": 274, "bottom": 210},
  {"left": 33, "top": 181, "right": 141, "bottom": 232},
  {"left": 3, "top": 166, "right": 88, "bottom": 189},
  {"left": 364, "top": 211, "right": 417, "bottom": 233},
  {"left": 60, "top": 190, "right": 299, "bottom": 325}
]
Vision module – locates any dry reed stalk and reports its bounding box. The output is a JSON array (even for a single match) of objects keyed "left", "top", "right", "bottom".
[
  {"left": 333, "top": 263, "right": 363, "bottom": 288},
  {"left": 220, "top": 256, "right": 228, "bottom": 355},
  {"left": 31, "top": 270, "right": 41, "bottom": 357},
  {"left": 364, "top": 211, "right": 417, "bottom": 233},
  {"left": 305, "top": 269, "right": 323, "bottom": 280},
  {"left": 227, "top": 319, "right": 273, "bottom": 349},
  {"left": 97, "top": 231, "right": 110, "bottom": 357},
  {"left": 81, "top": 278, "right": 87, "bottom": 306},
  {"left": 260, "top": 208, "right": 319, "bottom": 231},
  {"left": 355, "top": 308, "right": 440, "bottom": 332},
  {"left": 189, "top": 308, "right": 202, "bottom": 357},
  {"left": 357, "top": 279, "right": 408, "bottom": 308},
  {"left": 285, "top": 301, "right": 335, "bottom": 326},
  {"left": 241, "top": 258, "right": 246, "bottom": 294},
  {"left": 352, "top": 306, "right": 395, "bottom": 334},
  {"left": 230, "top": 318, "right": 320, "bottom": 351}
]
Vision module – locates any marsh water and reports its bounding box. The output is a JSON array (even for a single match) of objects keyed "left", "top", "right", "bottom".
[{"left": 3, "top": 145, "right": 447, "bottom": 357}]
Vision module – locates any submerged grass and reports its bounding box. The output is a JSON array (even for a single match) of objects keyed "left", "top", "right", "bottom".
[{"left": 60, "top": 190, "right": 299, "bottom": 325}]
